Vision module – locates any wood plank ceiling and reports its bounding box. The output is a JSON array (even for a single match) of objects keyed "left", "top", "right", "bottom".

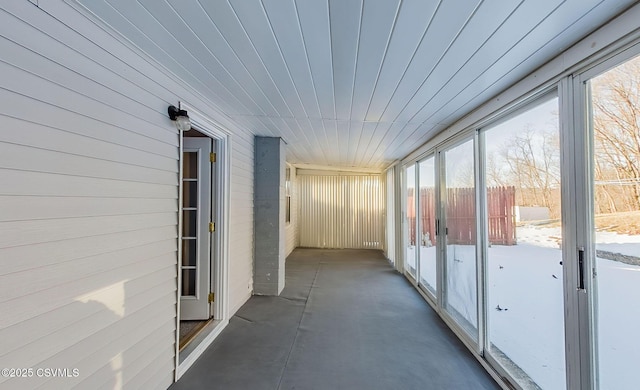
[{"left": 77, "top": 0, "right": 636, "bottom": 172}]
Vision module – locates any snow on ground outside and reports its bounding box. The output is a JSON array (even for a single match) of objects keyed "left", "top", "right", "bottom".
[{"left": 408, "top": 225, "right": 640, "bottom": 390}]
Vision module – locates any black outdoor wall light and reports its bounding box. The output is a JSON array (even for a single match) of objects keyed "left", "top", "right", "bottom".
[{"left": 168, "top": 105, "right": 191, "bottom": 131}]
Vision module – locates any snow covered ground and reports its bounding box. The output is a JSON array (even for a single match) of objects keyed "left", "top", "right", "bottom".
[{"left": 405, "top": 225, "right": 640, "bottom": 389}]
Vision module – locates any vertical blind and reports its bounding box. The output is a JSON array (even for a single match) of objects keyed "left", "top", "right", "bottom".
[{"left": 298, "top": 174, "right": 385, "bottom": 249}]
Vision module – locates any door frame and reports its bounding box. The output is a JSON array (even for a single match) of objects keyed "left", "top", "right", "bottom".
[
  {"left": 175, "top": 102, "right": 231, "bottom": 380},
  {"left": 402, "top": 163, "right": 419, "bottom": 283},
  {"left": 180, "top": 137, "right": 213, "bottom": 321},
  {"left": 570, "top": 41, "right": 640, "bottom": 390},
  {"left": 416, "top": 152, "right": 438, "bottom": 306},
  {"left": 436, "top": 132, "right": 482, "bottom": 353}
]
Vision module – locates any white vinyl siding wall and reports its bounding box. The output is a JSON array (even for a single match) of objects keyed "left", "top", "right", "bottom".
[
  {"left": 0, "top": 2, "right": 254, "bottom": 389},
  {"left": 298, "top": 173, "right": 385, "bottom": 249}
]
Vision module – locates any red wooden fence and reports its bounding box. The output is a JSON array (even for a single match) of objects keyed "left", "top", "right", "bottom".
[
  {"left": 407, "top": 186, "right": 516, "bottom": 246},
  {"left": 486, "top": 186, "right": 516, "bottom": 245}
]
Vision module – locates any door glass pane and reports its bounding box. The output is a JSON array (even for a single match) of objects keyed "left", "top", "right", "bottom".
[
  {"left": 181, "top": 269, "right": 196, "bottom": 296},
  {"left": 419, "top": 157, "right": 437, "bottom": 294},
  {"left": 589, "top": 54, "right": 640, "bottom": 389},
  {"left": 444, "top": 139, "right": 477, "bottom": 339},
  {"left": 405, "top": 165, "right": 417, "bottom": 277},
  {"left": 182, "top": 150, "right": 199, "bottom": 299},
  {"left": 183, "top": 181, "right": 198, "bottom": 208},
  {"left": 183, "top": 210, "right": 197, "bottom": 237},
  {"left": 183, "top": 152, "right": 198, "bottom": 179},
  {"left": 182, "top": 239, "right": 197, "bottom": 267},
  {"left": 484, "top": 97, "right": 565, "bottom": 389}
]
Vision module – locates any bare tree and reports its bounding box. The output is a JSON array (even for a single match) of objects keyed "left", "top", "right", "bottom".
[
  {"left": 486, "top": 152, "right": 508, "bottom": 187},
  {"left": 591, "top": 55, "right": 640, "bottom": 212},
  {"left": 500, "top": 126, "right": 561, "bottom": 217}
]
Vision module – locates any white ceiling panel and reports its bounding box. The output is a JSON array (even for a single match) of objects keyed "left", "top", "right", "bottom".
[
  {"left": 328, "top": 0, "right": 362, "bottom": 121},
  {"left": 228, "top": 0, "right": 309, "bottom": 119},
  {"left": 262, "top": 0, "right": 322, "bottom": 119},
  {"left": 364, "top": 0, "right": 439, "bottom": 122},
  {"left": 378, "top": 0, "right": 482, "bottom": 124},
  {"left": 394, "top": 0, "right": 524, "bottom": 124},
  {"left": 295, "top": 1, "right": 335, "bottom": 121},
  {"left": 349, "top": 0, "right": 401, "bottom": 121},
  {"left": 77, "top": 0, "right": 638, "bottom": 171},
  {"left": 195, "top": 0, "right": 296, "bottom": 117}
]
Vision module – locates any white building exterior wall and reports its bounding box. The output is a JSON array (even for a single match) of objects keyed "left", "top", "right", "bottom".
[{"left": 0, "top": 1, "right": 254, "bottom": 389}]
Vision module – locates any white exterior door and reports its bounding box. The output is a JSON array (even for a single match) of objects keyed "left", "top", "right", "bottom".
[{"left": 180, "top": 137, "right": 213, "bottom": 321}]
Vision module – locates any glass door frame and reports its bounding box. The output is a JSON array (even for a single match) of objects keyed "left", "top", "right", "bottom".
[
  {"left": 476, "top": 88, "right": 572, "bottom": 389},
  {"left": 402, "top": 162, "right": 419, "bottom": 284},
  {"left": 435, "top": 131, "right": 484, "bottom": 353},
  {"left": 571, "top": 41, "right": 640, "bottom": 390},
  {"left": 396, "top": 38, "right": 640, "bottom": 390},
  {"left": 416, "top": 152, "right": 439, "bottom": 307}
]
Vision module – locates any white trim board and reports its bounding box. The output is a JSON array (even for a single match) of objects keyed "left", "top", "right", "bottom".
[{"left": 174, "top": 101, "right": 233, "bottom": 381}]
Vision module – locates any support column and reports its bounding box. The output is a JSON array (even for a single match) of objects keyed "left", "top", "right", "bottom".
[{"left": 253, "top": 137, "right": 286, "bottom": 295}]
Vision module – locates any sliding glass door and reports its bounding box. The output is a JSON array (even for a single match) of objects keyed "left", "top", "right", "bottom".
[
  {"left": 398, "top": 43, "right": 640, "bottom": 390},
  {"left": 441, "top": 138, "right": 478, "bottom": 341},
  {"left": 405, "top": 164, "right": 417, "bottom": 278},
  {"left": 583, "top": 51, "right": 640, "bottom": 390},
  {"left": 481, "top": 95, "right": 566, "bottom": 389},
  {"left": 418, "top": 157, "right": 437, "bottom": 296}
]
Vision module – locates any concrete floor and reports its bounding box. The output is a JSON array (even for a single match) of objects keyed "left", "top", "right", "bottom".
[{"left": 171, "top": 248, "right": 499, "bottom": 390}]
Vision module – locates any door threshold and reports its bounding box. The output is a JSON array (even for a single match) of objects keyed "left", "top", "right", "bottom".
[
  {"left": 177, "top": 318, "right": 228, "bottom": 379},
  {"left": 179, "top": 319, "right": 210, "bottom": 352}
]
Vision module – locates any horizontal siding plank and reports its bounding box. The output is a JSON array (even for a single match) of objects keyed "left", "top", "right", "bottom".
[
  {"left": 0, "top": 142, "right": 177, "bottom": 185},
  {"left": 140, "top": 0, "right": 277, "bottom": 118},
  {"left": 0, "top": 266, "right": 175, "bottom": 357},
  {"left": 54, "top": 306, "right": 174, "bottom": 390},
  {"left": 57, "top": 299, "right": 174, "bottom": 387},
  {"left": 0, "top": 271, "right": 174, "bottom": 369},
  {"left": 122, "top": 343, "right": 174, "bottom": 390},
  {"left": 0, "top": 59, "right": 176, "bottom": 147},
  {"left": 66, "top": 0, "right": 249, "bottom": 118},
  {"left": 0, "top": 33, "right": 170, "bottom": 128},
  {"left": 0, "top": 2, "right": 256, "bottom": 388},
  {"left": 0, "top": 226, "right": 176, "bottom": 276},
  {"left": 0, "top": 169, "right": 176, "bottom": 199},
  {"left": 80, "top": 324, "right": 173, "bottom": 390},
  {"left": 1, "top": 252, "right": 176, "bottom": 329},
  {"left": 0, "top": 5, "right": 173, "bottom": 115},
  {"left": 0, "top": 213, "right": 177, "bottom": 249},
  {"left": 0, "top": 90, "right": 178, "bottom": 162},
  {"left": 135, "top": 369, "right": 173, "bottom": 390},
  {"left": 2, "top": 293, "right": 175, "bottom": 389},
  {"left": 125, "top": 345, "right": 175, "bottom": 390},
  {"left": 0, "top": 114, "right": 177, "bottom": 170},
  {"left": 0, "top": 196, "right": 176, "bottom": 222},
  {"left": 0, "top": 239, "right": 176, "bottom": 303}
]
